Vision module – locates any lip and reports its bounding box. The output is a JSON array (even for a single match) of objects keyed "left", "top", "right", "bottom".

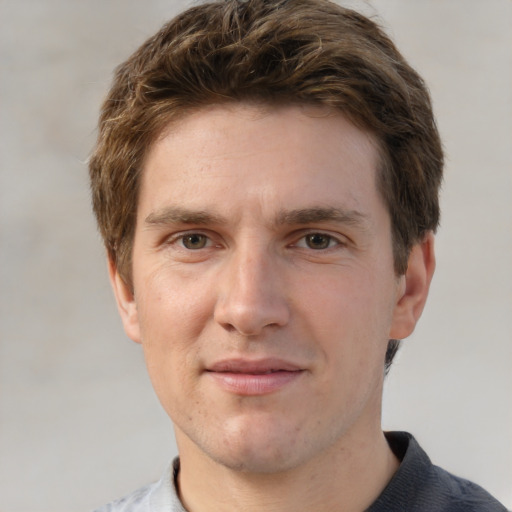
[{"left": 205, "top": 358, "right": 305, "bottom": 396}]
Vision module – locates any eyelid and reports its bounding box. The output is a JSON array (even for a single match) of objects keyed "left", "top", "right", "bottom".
[
  {"left": 161, "top": 228, "right": 348, "bottom": 250},
  {"left": 290, "top": 230, "right": 347, "bottom": 249},
  {"left": 164, "top": 230, "right": 215, "bottom": 248}
]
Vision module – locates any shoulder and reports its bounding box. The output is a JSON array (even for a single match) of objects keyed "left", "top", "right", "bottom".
[
  {"left": 368, "top": 432, "right": 507, "bottom": 512},
  {"left": 94, "top": 484, "right": 156, "bottom": 512},
  {"left": 92, "top": 482, "right": 154, "bottom": 512},
  {"left": 92, "top": 460, "right": 185, "bottom": 512},
  {"left": 427, "top": 464, "right": 508, "bottom": 512}
]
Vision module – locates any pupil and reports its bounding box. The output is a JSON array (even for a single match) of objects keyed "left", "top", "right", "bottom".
[
  {"left": 307, "top": 234, "right": 329, "bottom": 249},
  {"left": 184, "top": 234, "right": 206, "bottom": 249}
]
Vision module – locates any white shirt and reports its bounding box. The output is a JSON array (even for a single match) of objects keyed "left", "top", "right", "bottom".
[{"left": 93, "top": 459, "right": 185, "bottom": 512}]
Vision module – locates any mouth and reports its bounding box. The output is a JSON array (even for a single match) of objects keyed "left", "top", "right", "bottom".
[{"left": 205, "top": 358, "right": 305, "bottom": 396}]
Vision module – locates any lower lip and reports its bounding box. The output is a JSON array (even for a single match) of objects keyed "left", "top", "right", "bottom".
[{"left": 207, "top": 370, "right": 303, "bottom": 396}]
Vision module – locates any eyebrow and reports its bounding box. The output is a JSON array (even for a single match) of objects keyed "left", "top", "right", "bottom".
[
  {"left": 275, "top": 207, "right": 370, "bottom": 229},
  {"left": 144, "top": 207, "right": 228, "bottom": 227},
  {"left": 145, "top": 205, "right": 370, "bottom": 230}
]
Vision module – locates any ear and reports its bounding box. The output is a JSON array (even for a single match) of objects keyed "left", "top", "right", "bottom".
[
  {"left": 108, "top": 257, "right": 142, "bottom": 344},
  {"left": 389, "top": 232, "right": 436, "bottom": 340}
]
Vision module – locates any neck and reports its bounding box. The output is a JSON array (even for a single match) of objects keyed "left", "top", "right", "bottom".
[{"left": 176, "top": 427, "right": 399, "bottom": 512}]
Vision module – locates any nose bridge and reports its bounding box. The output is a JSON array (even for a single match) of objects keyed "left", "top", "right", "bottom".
[{"left": 214, "top": 237, "right": 289, "bottom": 336}]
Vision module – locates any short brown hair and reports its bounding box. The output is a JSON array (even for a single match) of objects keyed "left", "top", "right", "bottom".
[{"left": 89, "top": 0, "right": 443, "bottom": 367}]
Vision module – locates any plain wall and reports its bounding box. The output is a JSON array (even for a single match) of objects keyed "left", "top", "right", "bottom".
[{"left": 1, "top": 1, "right": 511, "bottom": 510}]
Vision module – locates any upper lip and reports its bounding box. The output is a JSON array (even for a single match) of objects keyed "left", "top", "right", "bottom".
[{"left": 207, "top": 358, "right": 304, "bottom": 374}]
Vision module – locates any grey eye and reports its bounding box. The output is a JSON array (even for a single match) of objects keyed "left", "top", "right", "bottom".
[
  {"left": 305, "top": 233, "right": 332, "bottom": 249},
  {"left": 182, "top": 234, "right": 208, "bottom": 249}
]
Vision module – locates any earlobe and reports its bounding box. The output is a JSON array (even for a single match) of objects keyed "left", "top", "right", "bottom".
[
  {"left": 108, "top": 257, "right": 142, "bottom": 344},
  {"left": 389, "top": 232, "right": 436, "bottom": 340}
]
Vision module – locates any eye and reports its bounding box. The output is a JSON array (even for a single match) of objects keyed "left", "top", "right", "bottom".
[
  {"left": 305, "top": 233, "right": 334, "bottom": 249},
  {"left": 296, "top": 233, "right": 339, "bottom": 250},
  {"left": 180, "top": 233, "right": 209, "bottom": 249}
]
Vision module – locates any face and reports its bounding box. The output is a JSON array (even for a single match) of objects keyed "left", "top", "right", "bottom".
[{"left": 111, "top": 103, "right": 431, "bottom": 475}]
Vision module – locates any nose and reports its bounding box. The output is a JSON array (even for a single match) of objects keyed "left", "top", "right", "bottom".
[{"left": 213, "top": 243, "right": 290, "bottom": 337}]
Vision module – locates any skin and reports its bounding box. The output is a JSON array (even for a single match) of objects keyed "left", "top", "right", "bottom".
[{"left": 110, "top": 103, "right": 435, "bottom": 512}]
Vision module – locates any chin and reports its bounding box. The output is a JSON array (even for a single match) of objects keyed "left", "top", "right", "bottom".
[
  {"left": 202, "top": 417, "right": 316, "bottom": 475},
  {"left": 211, "top": 445, "right": 302, "bottom": 475}
]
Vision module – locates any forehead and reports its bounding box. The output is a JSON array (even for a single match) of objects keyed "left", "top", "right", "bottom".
[
  {"left": 139, "top": 103, "right": 384, "bottom": 222},
  {"left": 154, "top": 102, "right": 379, "bottom": 161}
]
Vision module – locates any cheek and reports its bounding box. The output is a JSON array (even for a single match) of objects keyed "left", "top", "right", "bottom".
[
  {"left": 134, "top": 269, "right": 214, "bottom": 399},
  {"left": 301, "top": 270, "right": 394, "bottom": 362},
  {"left": 136, "top": 264, "right": 215, "bottom": 339}
]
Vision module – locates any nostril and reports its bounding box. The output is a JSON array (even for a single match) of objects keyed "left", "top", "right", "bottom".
[{"left": 220, "top": 322, "right": 237, "bottom": 333}]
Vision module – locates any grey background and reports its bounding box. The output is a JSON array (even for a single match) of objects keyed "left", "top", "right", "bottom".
[{"left": 1, "top": 1, "right": 511, "bottom": 510}]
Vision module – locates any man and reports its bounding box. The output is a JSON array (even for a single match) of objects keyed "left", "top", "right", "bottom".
[{"left": 89, "top": 0, "right": 507, "bottom": 510}]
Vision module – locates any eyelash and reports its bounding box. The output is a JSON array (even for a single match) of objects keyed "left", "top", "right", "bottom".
[
  {"left": 165, "top": 231, "right": 214, "bottom": 250},
  {"left": 292, "top": 232, "right": 343, "bottom": 250},
  {"left": 165, "top": 230, "right": 345, "bottom": 252}
]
